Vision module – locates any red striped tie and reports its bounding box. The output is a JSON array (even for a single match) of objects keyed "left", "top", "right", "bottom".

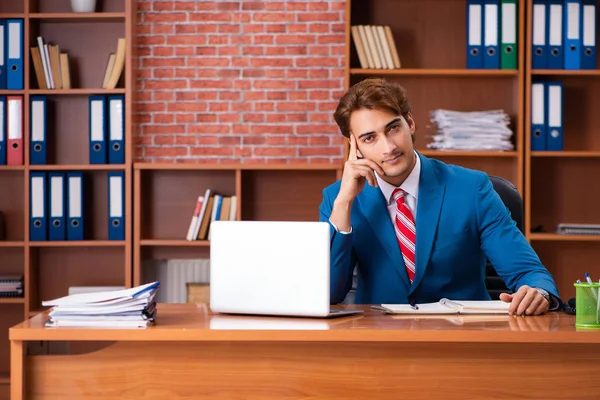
[{"left": 393, "top": 188, "right": 416, "bottom": 283}]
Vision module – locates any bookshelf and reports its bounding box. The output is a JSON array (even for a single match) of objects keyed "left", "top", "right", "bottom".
[
  {"left": 525, "top": 0, "right": 600, "bottom": 300},
  {"left": 133, "top": 164, "right": 342, "bottom": 286},
  {"left": 0, "top": 0, "right": 134, "bottom": 392},
  {"left": 345, "top": 0, "right": 526, "bottom": 194}
]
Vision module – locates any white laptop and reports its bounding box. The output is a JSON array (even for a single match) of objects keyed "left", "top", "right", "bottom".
[{"left": 209, "top": 220, "right": 363, "bottom": 318}]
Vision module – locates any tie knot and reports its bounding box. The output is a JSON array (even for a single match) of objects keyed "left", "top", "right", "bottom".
[{"left": 392, "top": 188, "right": 405, "bottom": 204}]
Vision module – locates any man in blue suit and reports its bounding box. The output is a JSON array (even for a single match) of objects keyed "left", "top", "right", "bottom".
[{"left": 319, "top": 78, "right": 560, "bottom": 315}]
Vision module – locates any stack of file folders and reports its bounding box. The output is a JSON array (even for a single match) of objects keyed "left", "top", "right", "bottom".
[
  {"left": 41, "top": 281, "right": 159, "bottom": 329},
  {"left": 0, "top": 275, "right": 24, "bottom": 298},
  {"left": 427, "top": 109, "right": 514, "bottom": 151}
]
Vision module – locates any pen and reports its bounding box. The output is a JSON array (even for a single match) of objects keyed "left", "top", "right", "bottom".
[
  {"left": 584, "top": 272, "right": 594, "bottom": 285},
  {"left": 409, "top": 299, "right": 419, "bottom": 310}
]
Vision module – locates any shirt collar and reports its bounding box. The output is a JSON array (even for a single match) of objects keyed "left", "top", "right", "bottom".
[{"left": 375, "top": 151, "right": 421, "bottom": 205}]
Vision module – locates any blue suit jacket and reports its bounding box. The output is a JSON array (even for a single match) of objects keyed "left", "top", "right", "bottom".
[{"left": 319, "top": 153, "right": 560, "bottom": 305}]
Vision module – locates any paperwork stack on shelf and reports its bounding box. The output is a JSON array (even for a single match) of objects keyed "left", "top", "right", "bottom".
[
  {"left": 41, "top": 281, "right": 159, "bottom": 328},
  {"left": 427, "top": 109, "right": 514, "bottom": 151}
]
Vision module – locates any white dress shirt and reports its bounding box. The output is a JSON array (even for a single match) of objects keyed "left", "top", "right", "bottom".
[
  {"left": 375, "top": 151, "right": 421, "bottom": 224},
  {"left": 331, "top": 152, "right": 421, "bottom": 234}
]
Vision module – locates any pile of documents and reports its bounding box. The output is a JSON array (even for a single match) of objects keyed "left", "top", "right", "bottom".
[
  {"left": 42, "top": 281, "right": 159, "bottom": 329},
  {"left": 427, "top": 109, "right": 515, "bottom": 151},
  {"left": 0, "top": 275, "right": 24, "bottom": 298}
]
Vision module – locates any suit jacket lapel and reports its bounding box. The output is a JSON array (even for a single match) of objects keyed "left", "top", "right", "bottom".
[
  {"left": 357, "top": 185, "right": 411, "bottom": 291},
  {"left": 410, "top": 154, "right": 445, "bottom": 294}
]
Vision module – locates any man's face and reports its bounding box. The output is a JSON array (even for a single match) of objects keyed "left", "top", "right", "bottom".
[{"left": 349, "top": 108, "right": 416, "bottom": 186}]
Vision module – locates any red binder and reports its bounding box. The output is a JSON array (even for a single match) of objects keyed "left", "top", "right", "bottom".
[{"left": 7, "top": 96, "right": 23, "bottom": 165}]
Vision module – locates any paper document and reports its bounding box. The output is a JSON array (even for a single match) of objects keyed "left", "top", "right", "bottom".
[{"left": 377, "top": 299, "right": 511, "bottom": 315}]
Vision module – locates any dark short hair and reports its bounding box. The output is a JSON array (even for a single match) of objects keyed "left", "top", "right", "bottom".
[{"left": 333, "top": 78, "right": 411, "bottom": 138}]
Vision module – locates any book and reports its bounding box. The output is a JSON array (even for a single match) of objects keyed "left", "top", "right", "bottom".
[
  {"left": 374, "top": 298, "right": 511, "bottom": 315},
  {"left": 556, "top": 223, "right": 600, "bottom": 235}
]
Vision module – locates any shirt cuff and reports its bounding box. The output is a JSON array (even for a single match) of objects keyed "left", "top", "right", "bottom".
[{"left": 329, "top": 218, "right": 352, "bottom": 235}]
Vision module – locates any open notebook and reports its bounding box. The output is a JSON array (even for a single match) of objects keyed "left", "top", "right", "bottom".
[{"left": 374, "top": 299, "right": 511, "bottom": 315}]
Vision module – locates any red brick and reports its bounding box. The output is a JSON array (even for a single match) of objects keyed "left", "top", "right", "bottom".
[
  {"left": 299, "top": 147, "right": 341, "bottom": 156},
  {"left": 255, "top": 102, "right": 275, "bottom": 112},
  {"left": 266, "top": 92, "right": 287, "bottom": 100},
  {"left": 309, "top": 69, "right": 330, "bottom": 79},
  {"left": 242, "top": 2, "right": 264, "bottom": 11},
  {"left": 145, "top": 147, "right": 189, "bottom": 157},
  {"left": 168, "top": 103, "right": 208, "bottom": 112},
  {"left": 219, "top": 46, "right": 240, "bottom": 56},
  {"left": 196, "top": 24, "right": 218, "bottom": 33},
  {"left": 318, "top": 34, "right": 345, "bottom": 44},
  {"left": 176, "top": 92, "right": 197, "bottom": 101},
  {"left": 309, "top": 91, "right": 331, "bottom": 101},
  {"left": 175, "top": 135, "right": 197, "bottom": 145},
  {"left": 143, "top": 13, "right": 187, "bottom": 23},
  {"left": 175, "top": 68, "right": 196, "bottom": 78},
  {"left": 153, "top": 135, "right": 175, "bottom": 145},
  {"left": 219, "top": 136, "right": 241, "bottom": 145},
  {"left": 286, "top": 46, "right": 307, "bottom": 55},
  {"left": 173, "top": 1, "right": 196, "bottom": 11},
  {"left": 243, "top": 24, "right": 265, "bottom": 34},
  {"left": 287, "top": 2, "right": 307, "bottom": 11},
  {"left": 197, "top": 69, "right": 219, "bottom": 78},
  {"left": 265, "top": 137, "right": 287, "bottom": 145},
  {"left": 143, "top": 80, "right": 188, "bottom": 90},
  {"left": 175, "top": 25, "right": 196, "bottom": 34},
  {"left": 243, "top": 136, "right": 266, "bottom": 145},
  {"left": 243, "top": 46, "right": 265, "bottom": 56},
  {"left": 308, "top": 2, "right": 329, "bottom": 11},
  {"left": 195, "top": 46, "right": 217, "bottom": 56},
  {"left": 154, "top": 68, "right": 174, "bottom": 78},
  {"left": 188, "top": 125, "right": 231, "bottom": 134},
  {"left": 176, "top": 114, "right": 196, "bottom": 123},
  {"left": 289, "top": 91, "right": 307, "bottom": 100},
  {"left": 255, "top": 147, "right": 296, "bottom": 156},
  {"left": 276, "top": 35, "right": 316, "bottom": 45},
  {"left": 189, "top": 79, "right": 233, "bottom": 89},
  {"left": 196, "top": 92, "right": 218, "bottom": 101},
  {"left": 287, "top": 114, "right": 308, "bottom": 122},
  {"left": 196, "top": 136, "right": 219, "bottom": 145},
  {"left": 266, "top": 47, "right": 286, "bottom": 56},
  {"left": 288, "top": 136, "right": 309, "bottom": 145},
  {"left": 232, "top": 102, "right": 253, "bottom": 112},
  {"left": 242, "top": 69, "right": 265, "bottom": 78},
  {"left": 235, "top": 147, "right": 253, "bottom": 157},
  {"left": 266, "top": 24, "right": 287, "bottom": 33},
  {"left": 266, "top": 114, "right": 287, "bottom": 123},
  {"left": 175, "top": 47, "right": 196, "bottom": 56},
  {"left": 297, "top": 57, "right": 338, "bottom": 67},
  {"left": 209, "top": 103, "right": 230, "bottom": 112},
  {"left": 153, "top": 114, "right": 174, "bottom": 123},
  {"left": 243, "top": 113, "right": 265, "bottom": 123},
  {"left": 309, "top": 136, "right": 331, "bottom": 145},
  {"left": 297, "top": 12, "right": 341, "bottom": 22},
  {"left": 219, "top": 91, "right": 241, "bottom": 101},
  {"left": 253, "top": 13, "right": 295, "bottom": 22},
  {"left": 254, "top": 80, "right": 295, "bottom": 90},
  {"left": 298, "top": 80, "right": 341, "bottom": 89},
  {"left": 296, "top": 124, "right": 339, "bottom": 134},
  {"left": 219, "top": 114, "right": 241, "bottom": 123},
  {"left": 190, "top": 147, "right": 234, "bottom": 156},
  {"left": 308, "top": 45, "right": 329, "bottom": 55},
  {"left": 218, "top": 2, "right": 240, "bottom": 11},
  {"left": 244, "top": 91, "right": 266, "bottom": 101},
  {"left": 209, "top": 36, "right": 230, "bottom": 45},
  {"left": 287, "top": 70, "right": 308, "bottom": 79},
  {"left": 196, "top": 2, "right": 218, "bottom": 11},
  {"left": 144, "top": 125, "right": 186, "bottom": 135},
  {"left": 219, "top": 69, "right": 241, "bottom": 78},
  {"left": 196, "top": 114, "right": 218, "bottom": 123},
  {"left": 254, "top": 35, "right": 275, "bottom": 45},
  {"left": 153, "top": 25, "right": 174, "bottom": 34},
  {"left": 277, "top": 102, "right": 315, "bottom": 112},
  {"left": 265, "top": 2, "right": 286, "bottom": 11},
  {"left": 251, "top": 125, "right": 293, "bottom": 134},
  {"left": 288, "top": 24, "right": 308, "bottom": 33},
  {"left": 190, "top": 13, "right": 232, "bottom": 22},
  {"left": 309, "top": 24, "right": 330, "bottom": 33}
]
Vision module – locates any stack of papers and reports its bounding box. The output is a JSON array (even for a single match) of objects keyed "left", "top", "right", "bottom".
[
  {"left": 427, "top": 109, "right": 514, "bottom": 151},
  {"left": 42, "top": 281, "right": 160, "bottom": 328}
]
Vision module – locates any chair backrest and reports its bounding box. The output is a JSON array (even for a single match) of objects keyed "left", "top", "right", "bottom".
[{"left": 486, "top": 175, "right": 524, "bottom": 299}]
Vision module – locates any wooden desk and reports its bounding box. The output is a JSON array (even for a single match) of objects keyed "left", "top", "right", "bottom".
[{"left": 9, "top": 304, "right": 600, "bottom": 399}]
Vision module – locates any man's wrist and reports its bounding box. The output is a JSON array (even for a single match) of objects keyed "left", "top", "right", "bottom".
[{"left": 535, "top": 288, "right": 550, "bottom": 304}]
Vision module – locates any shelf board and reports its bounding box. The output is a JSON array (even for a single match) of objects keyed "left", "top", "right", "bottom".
[
  {"left": 29, "top": 164, "right": 126, "bottom": 171},
  {"left": 0, "top": 165, "right": 25, "bottom": 171},
  {"left": 29, "top": 88, "right": 126, "bottom": 95},
  {"left": 0, "top": 241, "right": 25, "bottom": 247},
  {"left": 29, "top": 240, "right": 126, "bottom": 247},
  {"left": 140, "top": 240, "right": 211, "bottom": 247},
  {"left": 0, "top": 373, "right": 8, "bottom": 385},
  {"left": 0, "top": 298, "right": 25, "bottom": 304},
  {"left": 28, "top": 12, "right": 126, "bottom": 22},
  {"left": 0, "top": 90, "right": 24, "bottom": 95},
  {"left": 531, "top": 69, "right": 600, "bottom": 76},
  {"left": 135, "top": 163, "right": 342, "bottom": 171},
  {"left": 531, "top": 151, "right": 600, "bottom": 158},
  {"left": 0, "top": 13, "right": 25, "bottom": 19},
  {"left": 350, "top": 68, "right": 519, "bottom": 77},
  {"left": 529, "top": 233, "right": 600, "bottom": 241},
  {"left": 419, "top": 150, "right": 518, "bottom": 157}
]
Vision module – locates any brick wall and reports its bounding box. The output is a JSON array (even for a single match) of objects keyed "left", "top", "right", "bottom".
[{"left": 135, "top": 0, "right": 347, "bottom": 164}]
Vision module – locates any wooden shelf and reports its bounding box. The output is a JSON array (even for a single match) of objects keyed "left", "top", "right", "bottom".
[
  {"left": 29, "top": 12, "right": 126, "bottom": 22},
  {"left": 0, "top": 165, "right": 25, "bottom": 171},
  {"left": 135, "top": 163, "right": 342, "bottom": 171},
  {"left": 531, "top": 151, "right": 600, "bottom": 158},
  {"left": 140, "top": 240, "right": 211, "bottom": 247},
  {"left": 0, "top": 90, "right": 24, "bottom": 95},
  {"left": 350, "top": 68, "right": 519, "bottom": 77},
  {"left": 0, "top": 373, "right": 8, "bottom": 385},
  {"left": 0, "top": 13, "right": 25, "bottom": 19},
  {"left": 29, "top": 241, "right": 126, "bottom": 247},
  {"left": 28, "top": 88, "right": 126, "bottom": 95},
  {"left": 531, "top": 69, "right": 600, "bottom": 76},
  {"left": 529, "top": 233, "right": 600, "bottom": 242},
  {"left": 0, "top": 241, "right": 25, "bottom": 248},
  {"left": 419, "top": 150, "right": 518, "bottom": 157},
  {"left": 29, "top": 164, "right": 126, "bottom": 171},
  {"left": 0, "top": 298, "right": 24, "bottom": 305}
]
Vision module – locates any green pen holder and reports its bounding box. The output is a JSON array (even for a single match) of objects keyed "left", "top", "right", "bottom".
[{"left": 574, "top": 283, "right": 600, "bottom": 328}]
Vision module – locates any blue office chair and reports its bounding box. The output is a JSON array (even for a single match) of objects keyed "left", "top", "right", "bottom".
[{"left": 486, "top": 175, "right": 523, "bottom": 299}]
